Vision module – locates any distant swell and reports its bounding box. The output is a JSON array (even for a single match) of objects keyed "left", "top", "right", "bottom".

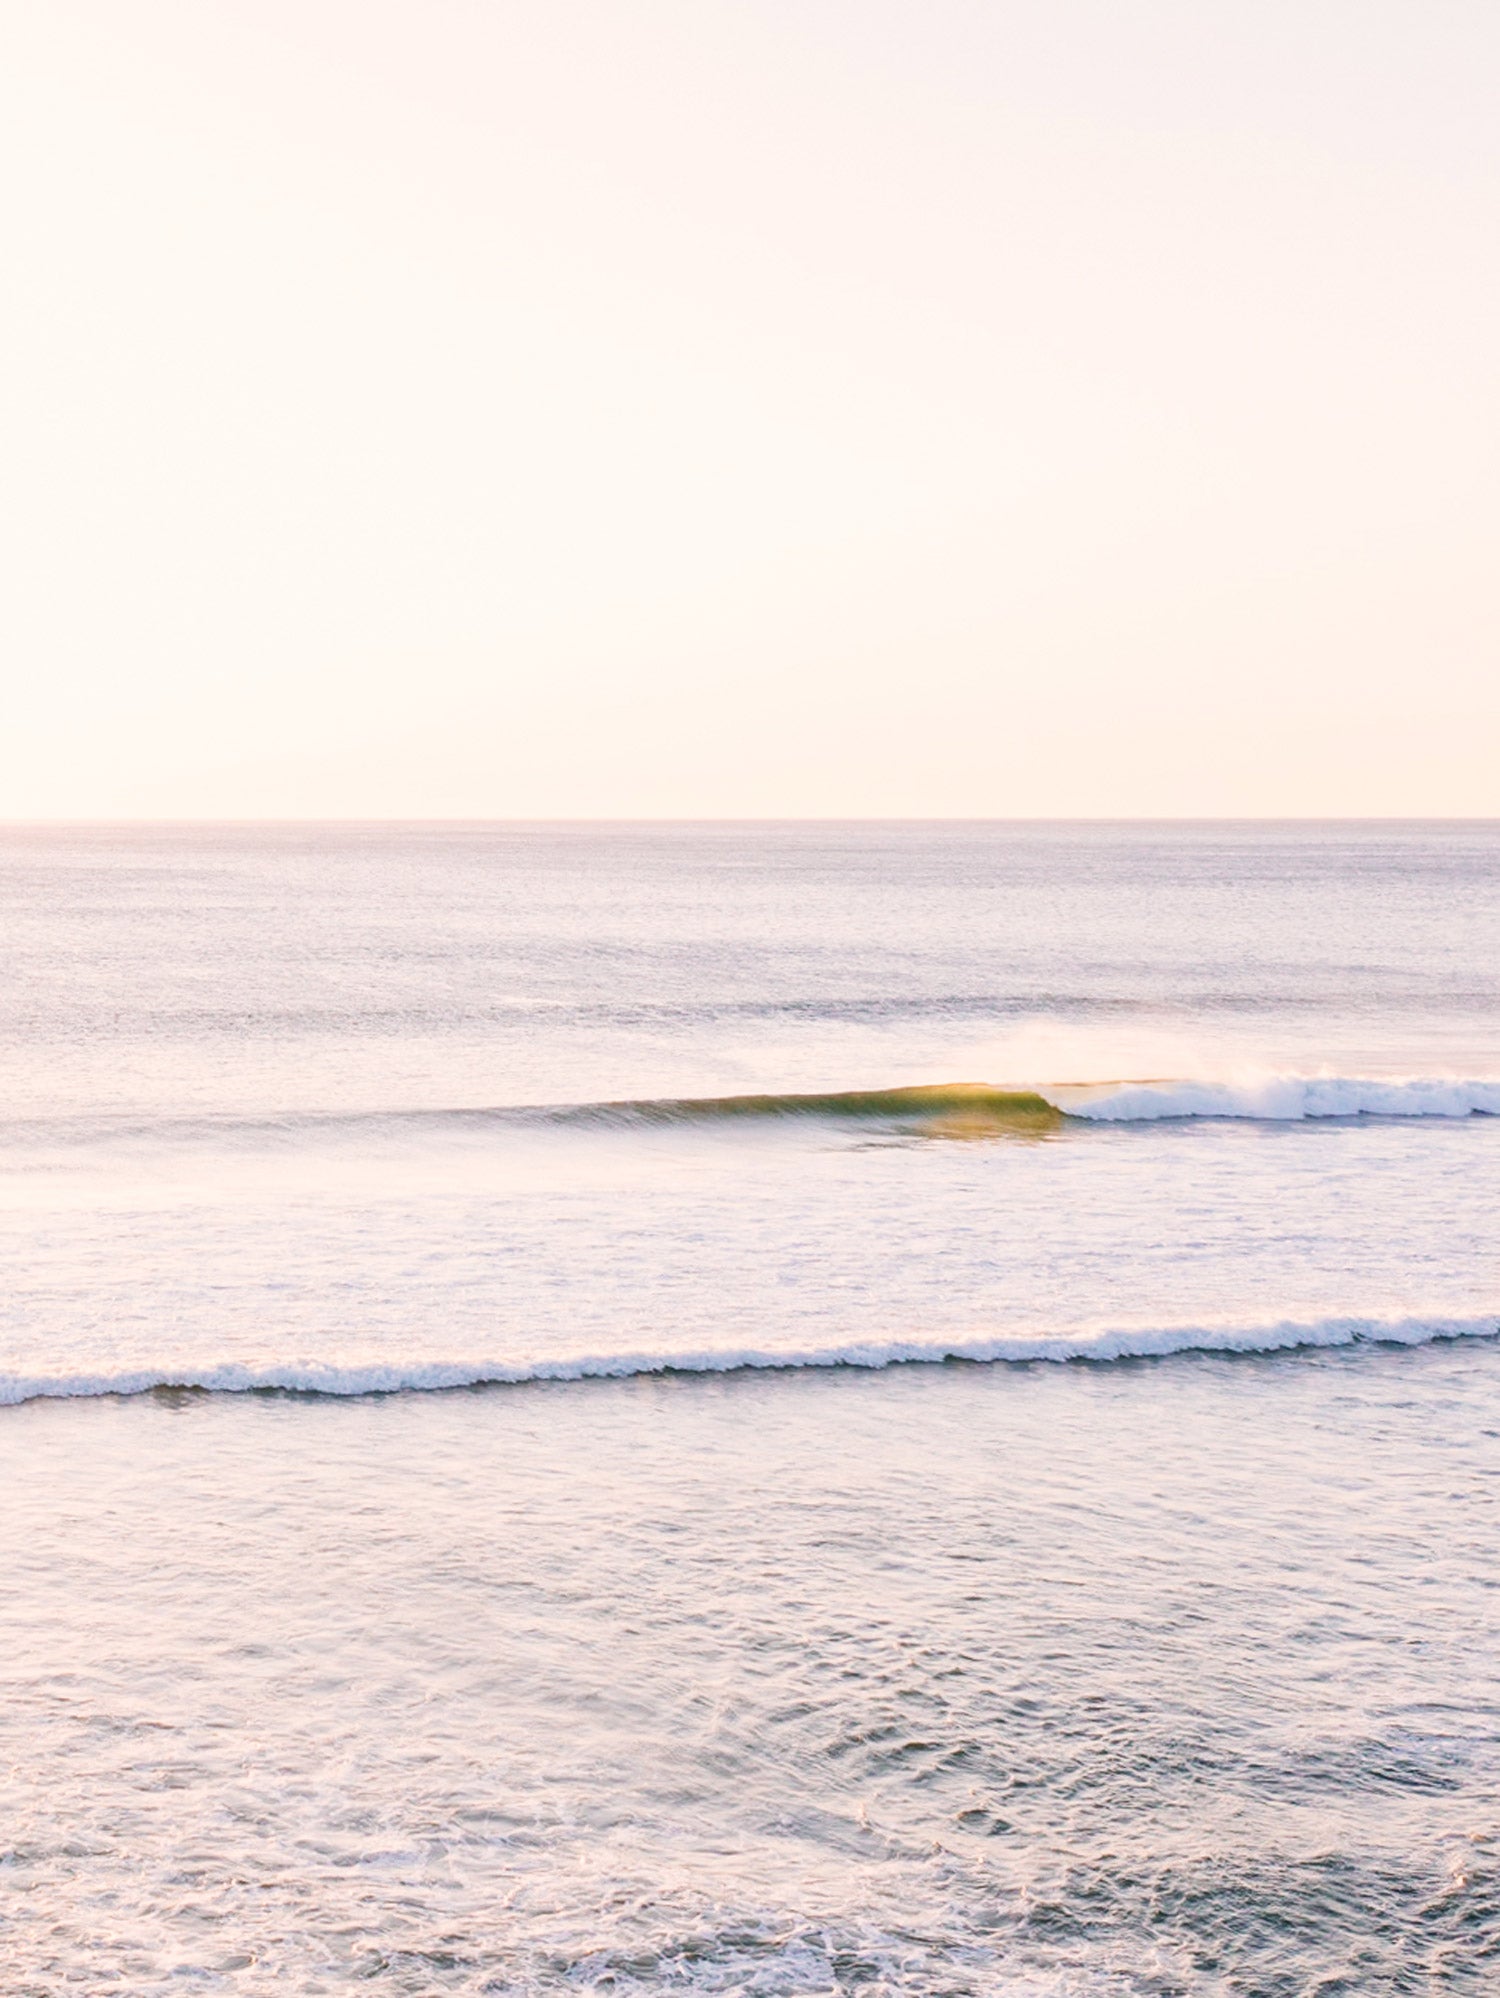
[{"left": 3, "top": 1313, "right": 1496, "bottom": 1407}]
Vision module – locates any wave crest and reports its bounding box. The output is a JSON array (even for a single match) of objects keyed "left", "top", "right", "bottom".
[{"left": 550, "top": 1084, "right": 1062, "bottom": 1134}]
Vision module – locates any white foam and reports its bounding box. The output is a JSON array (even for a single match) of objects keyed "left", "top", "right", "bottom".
[
  {"left": 1048, "top": 1075, "right": 1500, "bottom": 1121},
  {"left": 1, "top": 1312, "right": 1494, "bottom": 1407}
]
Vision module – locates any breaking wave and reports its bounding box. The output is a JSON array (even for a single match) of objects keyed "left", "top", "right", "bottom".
[
  {"left": 488, "top": 1075, "right": 1500, "bottom": 1129},
  {"left": 8, "top": 1075, "right": 1499, "bottom": 1158},
  {"left": 494, "top": 1073, "right": 1500, "bottom": 1130},
  {"left": 1053, "top": 1074, "right": 1500, "bottom": 1121},
  {"left": 540, "top": 1073, "right": 1500, "bottom": 1128},
  {"left": 3, "top": 1313, "right": 1495, "bottom": 1407}
]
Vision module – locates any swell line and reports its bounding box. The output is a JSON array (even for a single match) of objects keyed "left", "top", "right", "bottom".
[
  {"left": 4, "top": 1075, "right": 1498, "bottom": 1157},
  {"left": 2, "top": 1313, "right": 1496, "bottom": 1407}
]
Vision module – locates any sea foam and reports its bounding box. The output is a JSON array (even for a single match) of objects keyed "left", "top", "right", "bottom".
[{"left": 1049, "top": 1075, "right": 1500, "bottom": 1121}]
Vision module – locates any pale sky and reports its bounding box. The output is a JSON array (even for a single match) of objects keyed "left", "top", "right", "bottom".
[{"left": 3, "top": 1, "right": 1497, "bottom": 817}]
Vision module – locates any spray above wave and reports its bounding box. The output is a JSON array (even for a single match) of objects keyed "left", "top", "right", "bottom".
[{"left": 2, "top": 1313, "right": 1495, "bottom": 1406}]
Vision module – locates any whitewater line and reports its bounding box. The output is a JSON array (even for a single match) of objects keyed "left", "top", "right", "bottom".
[{"left": 2, "top": 1312, "right": 1496, "bottom": 1407}]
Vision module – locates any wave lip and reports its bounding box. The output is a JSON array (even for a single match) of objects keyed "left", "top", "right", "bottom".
[
  {"left": 2, "top": 1313, "right": 1495, "bottom": 1408},
  {"left": 547, "top": 1083, "right": 1063, "bottom": 1135},
  {"left": 1051, "top": 1075, "right": 1500, "bottom": 1121}
]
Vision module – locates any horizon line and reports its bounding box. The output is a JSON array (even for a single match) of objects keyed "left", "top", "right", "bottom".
[{"left": 1, "top": 814, "right": 1497, "bottom": 829}]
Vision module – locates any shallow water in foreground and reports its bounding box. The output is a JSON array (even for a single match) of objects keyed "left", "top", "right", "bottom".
[{"left": 3, "top": 1342, "right": 1499, "bottom": 1995}]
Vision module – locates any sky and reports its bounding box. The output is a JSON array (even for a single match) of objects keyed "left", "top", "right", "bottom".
[{"left": 3, "top": 1, "right": 1497, "bottom": 818}]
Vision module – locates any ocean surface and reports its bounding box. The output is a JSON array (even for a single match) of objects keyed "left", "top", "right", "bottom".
[{"left": 2, "top": 820, "right": 1498, "bottom": 1994}]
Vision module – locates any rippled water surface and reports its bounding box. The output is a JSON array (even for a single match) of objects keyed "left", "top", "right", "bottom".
[
  {"left": 2, "top": 822, "right": 1498, "bottom": 1991},
  {"left": 5, "top": 1347, "right": 1500, "bottom": 1995}
]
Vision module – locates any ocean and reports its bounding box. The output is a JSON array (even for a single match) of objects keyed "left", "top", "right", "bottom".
[{"left": 2, "top": 821, "right": 1497, "bottom": 1993}]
